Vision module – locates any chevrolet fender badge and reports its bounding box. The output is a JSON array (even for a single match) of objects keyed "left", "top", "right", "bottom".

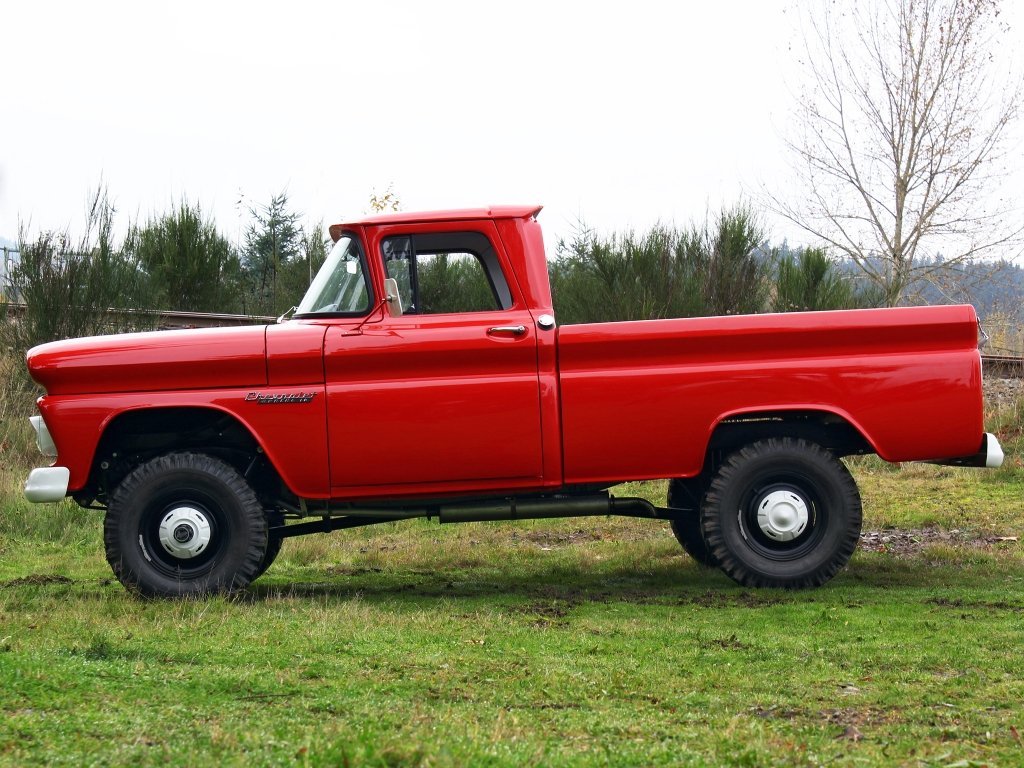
[{"left": 245, "top": 391, "right": 317, "bottom": 404}]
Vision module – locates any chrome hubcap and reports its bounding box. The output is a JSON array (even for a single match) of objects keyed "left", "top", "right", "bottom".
[
  {"left": 756, "top": 490, "right": 809, "bottom": 542},
  {"left": 158, "top": 506, "right": 212, "bottom": 559}
]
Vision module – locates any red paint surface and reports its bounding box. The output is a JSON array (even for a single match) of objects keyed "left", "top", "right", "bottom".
[{"left": 25, "top": 207, "right": 986, "bottom": 502}]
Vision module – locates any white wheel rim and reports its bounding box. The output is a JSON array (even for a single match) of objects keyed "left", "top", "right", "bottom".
[
  {"left": 158, "top": 506, "right": 213, "bottom": 559},
  {"left": 756, "top": 490, "right": 809, "bottom": 542}
]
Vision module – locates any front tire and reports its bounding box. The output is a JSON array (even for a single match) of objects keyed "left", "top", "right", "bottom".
[
  {"left": 700, "top": 438, "right": 861, "bottom": 589},
  {"left": 104, "top": 452, "right": 268, "bottom": 597}
]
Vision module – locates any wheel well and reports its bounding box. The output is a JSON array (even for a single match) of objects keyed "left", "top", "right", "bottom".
[
  {"left": 671, "top": 410, "right": 873, "bottom": 509},
  {"left": 709, "top": 410, "right": 872, "bottom": 459},
  {"left": 83, "top": 407, "right": 286, "bottom": 506}
]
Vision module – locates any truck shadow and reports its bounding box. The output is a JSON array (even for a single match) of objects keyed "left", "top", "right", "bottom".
[{"left": 240, "top": 556, "right": 939, "bottom": 607}]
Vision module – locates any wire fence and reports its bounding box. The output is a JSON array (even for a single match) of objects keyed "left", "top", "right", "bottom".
[
  {"left": 2, "top": 302, "right": 275, "bottom": 330},
  {"left": 0, "top": 247, "right": 18, "bottom": 301}
]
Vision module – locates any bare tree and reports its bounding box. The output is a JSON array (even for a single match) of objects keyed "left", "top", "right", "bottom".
[
  {"left": 369, "top": 183, "right": 401, "bottom": 214},
  {"left": 776, "top": 0, "right": 1021, "bottom": 305}
]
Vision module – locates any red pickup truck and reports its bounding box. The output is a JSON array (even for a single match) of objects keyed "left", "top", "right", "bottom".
[{"left": 24, "top": 206, "right": 1003, "bottom": 597}]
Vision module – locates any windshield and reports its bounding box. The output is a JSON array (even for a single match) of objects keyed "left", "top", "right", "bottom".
[{"left": 295, "top": 235, "right": 371, "bottom": 316}]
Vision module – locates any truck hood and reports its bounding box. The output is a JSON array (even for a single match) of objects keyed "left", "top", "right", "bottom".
[{"left": 26, "top": 325, "right": 269, "bottom": 395}]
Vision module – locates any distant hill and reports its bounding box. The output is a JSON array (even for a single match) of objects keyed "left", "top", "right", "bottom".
[{"left": 911, "top": 258, "right": 1024, "bottom": 321}]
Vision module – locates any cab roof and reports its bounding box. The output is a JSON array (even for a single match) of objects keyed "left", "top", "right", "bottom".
[
  {"left": 345, "top": 205, "right": 541, "bottom": 225},
  {"left": 329, "top": 205, "right": 542, "bottom": 240}
]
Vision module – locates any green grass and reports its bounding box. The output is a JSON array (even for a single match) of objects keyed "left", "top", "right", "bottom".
[{"left": 0, "top": 396, "right": 1021, "bottom": 767}]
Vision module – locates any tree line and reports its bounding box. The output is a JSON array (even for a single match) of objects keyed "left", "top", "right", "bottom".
[
  {"left": 550, "top": 206, "right": 880, "bottom": 326},
  {"left": 1, "top": 188, "right": 328, "bottom": 353},
  {"left": 1, "top": 188, "right": 889, "bottom": 360}
]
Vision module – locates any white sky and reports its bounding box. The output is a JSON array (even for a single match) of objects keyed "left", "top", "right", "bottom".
[{"left": 2, "top": 0, "right": 1022, "bottom": 254}]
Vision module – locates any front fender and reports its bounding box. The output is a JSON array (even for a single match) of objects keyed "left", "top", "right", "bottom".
[{"left": 37, "top": 387, "right": 330, "bottom": 499}]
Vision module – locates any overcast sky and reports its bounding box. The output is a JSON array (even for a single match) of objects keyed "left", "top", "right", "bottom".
[{"left": 2, "top": 0, "right": 1022, "bottom": 253}]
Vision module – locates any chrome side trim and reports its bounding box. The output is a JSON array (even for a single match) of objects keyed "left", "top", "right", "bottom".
[{"left": 25, "top": 467, "right": 71, "bottom": 503}]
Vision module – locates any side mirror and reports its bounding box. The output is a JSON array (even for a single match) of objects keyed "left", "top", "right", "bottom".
[{"left": 384, "top": 278, "right": 404, "bottom": 317}]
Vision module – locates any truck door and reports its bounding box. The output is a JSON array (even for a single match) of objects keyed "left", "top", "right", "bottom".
[{"left": 324, "top": 223, "right": 545, "bottom": 497}]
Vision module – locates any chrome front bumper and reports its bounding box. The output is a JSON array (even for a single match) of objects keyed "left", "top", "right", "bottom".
[
  {"left": 25, "top": 467, "right": 71, "bottom": 503},
  {"left": 24, "top": 414, "right": 70, "bottom": 503}
]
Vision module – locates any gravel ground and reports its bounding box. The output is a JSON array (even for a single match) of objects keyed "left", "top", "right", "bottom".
[{"left": 983, "top": 377, "right": 1024, "bottom": 409}]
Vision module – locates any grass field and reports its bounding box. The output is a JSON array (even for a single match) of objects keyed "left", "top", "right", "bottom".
[{"left": 1, "top": 399, "right": 1022, "bottom": 766}]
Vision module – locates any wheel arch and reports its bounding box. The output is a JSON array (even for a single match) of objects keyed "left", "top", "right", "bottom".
[
  {"left": 704, "top": 406, "right": 876, "bottom": 470},
  {"left": 85, "top": 405, "right": 288, "bottom": 505}
]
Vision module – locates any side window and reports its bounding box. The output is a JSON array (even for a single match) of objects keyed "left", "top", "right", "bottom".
[{"left": 382, "top": 232, "right": 512, "bottom": 314}]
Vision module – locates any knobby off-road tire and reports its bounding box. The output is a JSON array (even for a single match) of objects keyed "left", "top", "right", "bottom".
[
  {"left": 667, "top": 480, "right": 718, "bottom": 567},
  {"left": 104, "top": 452, "right": 268, "bottom": 598},
  {"left": 252, "top": 510, "right": 284, "bottom": 581},
  {"left": 700, "top": 438, "right": 861, "bottom": 589}
]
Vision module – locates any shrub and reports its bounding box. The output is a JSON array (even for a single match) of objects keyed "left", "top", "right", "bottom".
[{"left": 772, "top": 246, "right": 881, "bottom": 312}]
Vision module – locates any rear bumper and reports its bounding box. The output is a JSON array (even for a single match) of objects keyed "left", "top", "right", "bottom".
[
  {"left": 25, "top": 467, "right": 71, "bottom": 503},
  {"left": 928, "top": 433, "right": 1004, "bottom": 469}
]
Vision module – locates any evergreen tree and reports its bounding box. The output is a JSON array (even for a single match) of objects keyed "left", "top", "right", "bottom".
[
  {"left": 242, "top": 192, "right": 303, "bottom": 315},
  {"left": 124, "top": 201, "right": 239, "bottom": 313}
]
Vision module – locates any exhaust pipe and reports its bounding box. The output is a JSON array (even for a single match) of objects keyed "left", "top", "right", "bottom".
[
  {"left": 271, "top": 493, "right": 673, "bottom": 539},
  {"left": 438, "top": 494, "right": 662, "bottom": 523}
]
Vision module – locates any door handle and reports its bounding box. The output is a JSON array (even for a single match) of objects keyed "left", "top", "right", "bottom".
[{"left": 487, "top": 325, "right": 527, "bottom": 336}]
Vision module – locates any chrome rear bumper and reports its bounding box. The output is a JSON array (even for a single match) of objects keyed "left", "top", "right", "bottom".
[{"left": 928, "top": 433, "right": 1004, "bottom": 469}]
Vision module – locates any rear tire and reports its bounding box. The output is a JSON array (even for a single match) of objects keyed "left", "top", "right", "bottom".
[
  {"left": 252, "top": 511, "right": 284, "bottom": 580},
  {"left": 104, "top": 452, "right": 268, "bottom": 597},
  {"left": 700, "top": 438, "right": 861, "bottom": 588},
  {"left": 668, "top": 479, "right": 717, "bottom": 566}
]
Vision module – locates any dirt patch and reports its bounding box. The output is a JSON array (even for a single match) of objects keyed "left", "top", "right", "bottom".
[
  {"left": 753, "top": 704, "right": 901, "bottom": 731},
  {"left": 859, "top": 528, "right": 1017, "bottom": 557},
  {"left": 676, "top": 590, "right": 784, "bottom": 608},
  {"left": 924, "top": 596, "right": 1024, "bottom": 612},
  {"left": 323, "top": 565, "right": 383, "bottom": 576},
  {"left": 510, "top": 526, "right": 655, "bottom": 547},
  {"left": 511, "top": 599, "right": 578, "bottom": 627},
  {"left": 0, "top": 574, "right": 73, "bottom": 588}
]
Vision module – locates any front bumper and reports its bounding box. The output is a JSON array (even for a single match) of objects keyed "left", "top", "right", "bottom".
[
  {"left": 25, "top": 413, "right": 69, "bottom": 503},
  {"left": 25, "top": 466, "right": 71, "bottom": 503}
]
